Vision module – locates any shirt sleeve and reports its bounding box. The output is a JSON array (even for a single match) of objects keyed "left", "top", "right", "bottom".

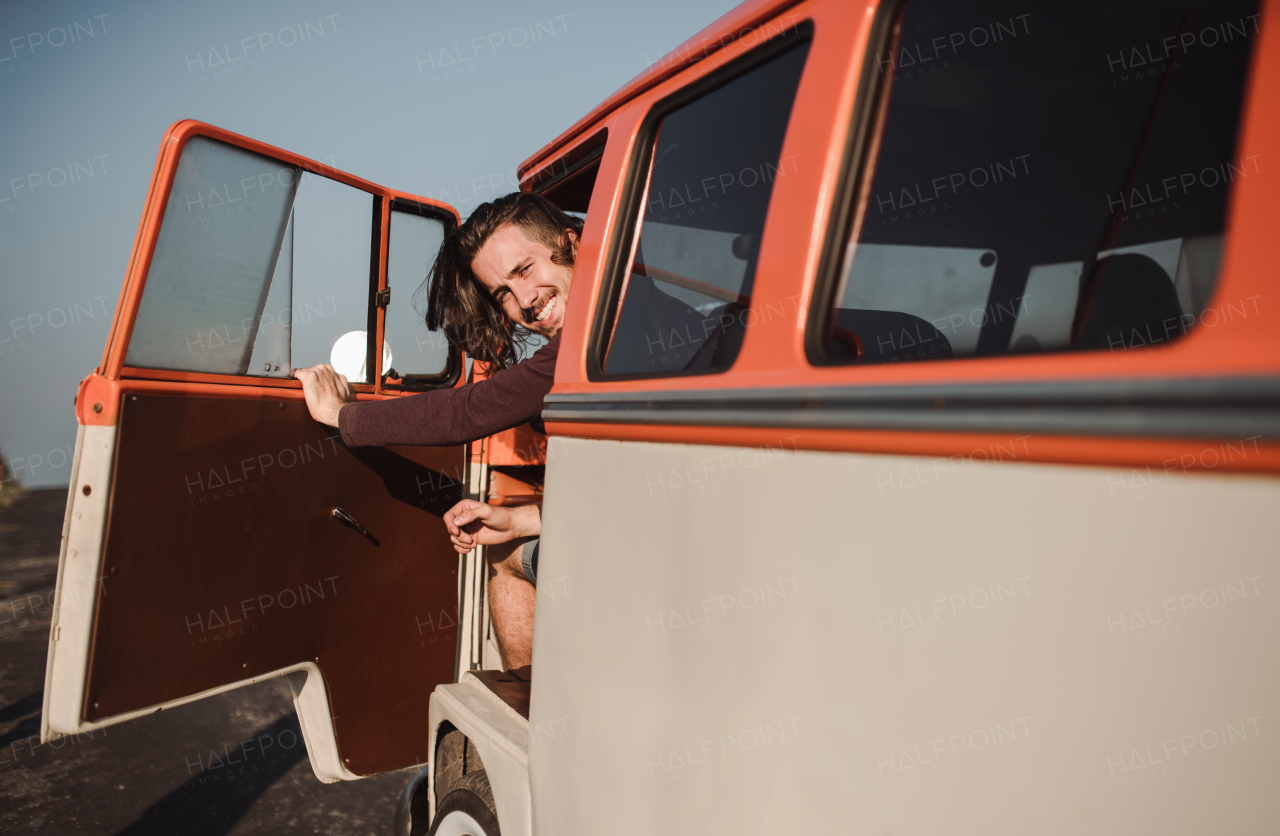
[{"left": 337, "top": 334, "right": 559, "bottom": 448}]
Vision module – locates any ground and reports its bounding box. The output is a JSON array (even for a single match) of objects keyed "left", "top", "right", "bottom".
[{"left": 0, "top": 487, "right": 415, "bottom": 835}]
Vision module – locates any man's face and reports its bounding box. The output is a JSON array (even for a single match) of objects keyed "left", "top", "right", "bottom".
[{"left": 471, "top": 223, "right": 576, "bottom": 338}]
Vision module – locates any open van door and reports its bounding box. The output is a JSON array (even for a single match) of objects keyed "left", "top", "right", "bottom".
[{"left": 41, "top": 121, "right": 466, "bottom": 782}]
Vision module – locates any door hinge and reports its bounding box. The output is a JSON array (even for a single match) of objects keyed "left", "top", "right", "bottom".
[{"left": 375, "top": 288, "right": 391, "bottom": 308}]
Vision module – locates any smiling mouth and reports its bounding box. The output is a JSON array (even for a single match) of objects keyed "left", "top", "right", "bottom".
[{"left": 531, "top": 293, "right": 557, "bottom": 325}]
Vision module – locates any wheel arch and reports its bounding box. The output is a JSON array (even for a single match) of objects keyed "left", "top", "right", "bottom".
[{"left": 395, "top": 683, "right": 530, "bottom": 836}]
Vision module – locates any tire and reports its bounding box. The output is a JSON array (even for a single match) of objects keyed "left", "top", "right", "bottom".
[
  {"left": 428, "top": 776, "right": 501, "bottom": 836},
  {"left": 428, "top": 730, "right": 500, "bottom": 836}
]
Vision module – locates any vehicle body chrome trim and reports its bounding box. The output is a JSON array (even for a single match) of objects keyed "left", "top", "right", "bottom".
[{"left": 543, "top": 375, "right": 1280, "bottom": 439}]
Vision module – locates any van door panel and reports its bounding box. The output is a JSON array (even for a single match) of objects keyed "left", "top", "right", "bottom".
[{"left": 82, "top": 394, "right": 461, "bottom": 774}]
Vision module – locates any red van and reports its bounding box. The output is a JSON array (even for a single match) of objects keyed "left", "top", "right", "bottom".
[{"left": 44, "top": 0, "right": 1279, "bottom": 834}]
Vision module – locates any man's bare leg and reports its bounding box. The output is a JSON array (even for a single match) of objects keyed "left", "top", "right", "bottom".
[{"left": 484, "top": 541, "right": 535, "bottom": 669}]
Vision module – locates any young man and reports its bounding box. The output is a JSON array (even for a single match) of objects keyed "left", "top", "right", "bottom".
[
  {"left": 293, "top": 191, "right": 579, "bottom": 441},
  {"left": 292, "top": 191, "right": 579, "bottom": 669}
]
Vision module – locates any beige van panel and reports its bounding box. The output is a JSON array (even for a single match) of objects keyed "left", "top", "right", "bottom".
[{"left": 530, "top": 436, "right": 1279, "bottom": 835}]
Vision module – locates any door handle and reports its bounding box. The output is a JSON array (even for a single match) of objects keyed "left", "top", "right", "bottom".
[{"left": 332, "top": 507, "right": 379, "bottom": 546}]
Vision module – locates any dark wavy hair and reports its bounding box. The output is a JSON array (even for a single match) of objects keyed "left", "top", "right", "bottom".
[{"left": 422, "top": 192, "right": 583, "bottom": 371}]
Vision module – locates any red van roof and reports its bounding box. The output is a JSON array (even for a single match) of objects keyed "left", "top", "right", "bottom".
[{"left": 517, "top": 0, "right": 805, "bottom": 183}]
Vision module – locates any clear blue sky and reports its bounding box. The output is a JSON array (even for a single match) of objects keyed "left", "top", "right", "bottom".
[{"left": 0, "top": 0, "right": 741, "bottom": 487}]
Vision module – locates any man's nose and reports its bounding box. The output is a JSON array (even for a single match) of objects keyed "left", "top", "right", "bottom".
[{"left": 513, "top": 281, "right": 539, "bottom": 314}]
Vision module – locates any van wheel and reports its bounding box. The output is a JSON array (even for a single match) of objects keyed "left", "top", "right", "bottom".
[{"left": 429, "top": 772, "right": 501, "bottom": 836}]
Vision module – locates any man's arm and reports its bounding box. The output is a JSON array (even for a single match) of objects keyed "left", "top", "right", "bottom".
[{"left": 292, "top": 334, "right": 559, "bottom": 447}]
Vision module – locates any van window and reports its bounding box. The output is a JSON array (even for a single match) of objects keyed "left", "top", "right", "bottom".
[
  {"left": 531, "top": 129, "right": 607, "bottom": 215},
  {"left": 600, "top": 34, "right": 811, "bottom": 377},
  {"left": 383, "top": 205, "right": 451, "bottom": 383},
  {"left": 125, "top": 136, "right": 376, "bottom": 381},
  {"left": 817, "top": 0, "right": 1260, "bottom": 365}
]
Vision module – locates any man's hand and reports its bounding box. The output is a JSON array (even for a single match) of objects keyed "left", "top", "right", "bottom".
[
  {"left": 291, "top": 364, "right": 353, "bottom": 428},
  {"left": 444, "top": 500, "right": 541, "bottom": 554}
]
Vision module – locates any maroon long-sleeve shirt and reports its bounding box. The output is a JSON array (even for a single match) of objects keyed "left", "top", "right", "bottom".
[{"left": 337, "top": 334, "right": 559, "bottom": 447}]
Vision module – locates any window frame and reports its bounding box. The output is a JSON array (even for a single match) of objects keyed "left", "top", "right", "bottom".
[
  {"left": 587, "top": 21, "right": 815, "bottom": 382},
  {"left": 109, "top": 123, "right": 462, "bottom": 397},
  {"left": 805, "top": 0, "right": 914, "bottom": 368},
  {"left": 379, "top": 197, "right": 462, "bottom": 392},
  {"left": 527, "top": 128, "right": 608, "bottom": 214},
  {"left": 804, "top": 0, "right": 1257, "bottom": 368}
]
